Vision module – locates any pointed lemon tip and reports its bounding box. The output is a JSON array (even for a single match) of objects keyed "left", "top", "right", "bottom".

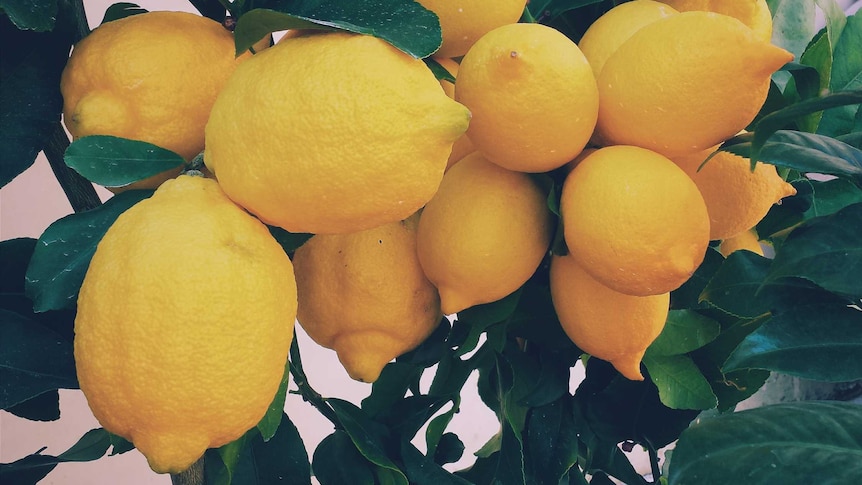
[
  {"left": 438, "top": 286, "right": 473, "bottom": 316},
  {"left": 333, "top": 332, "right": 398, "bottom": 383},
  {"left": 135, "top": 431, "right": 209, "bottom": 474},
  {"left": 611, "top": 353, "right": 646, "bottom": 381}
]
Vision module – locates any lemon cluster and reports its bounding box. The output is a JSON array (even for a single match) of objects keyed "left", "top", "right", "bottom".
[{"left": 65, "top": 0, "right": 798, "bottom": 474}]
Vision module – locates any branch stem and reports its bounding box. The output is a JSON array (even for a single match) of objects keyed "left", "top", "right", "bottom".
[
  {"left": 43, "top": 122, "right": 102, "bottom": 213},
  {"left": 170, "top": 457, "right": 205, "bottom": 485}
]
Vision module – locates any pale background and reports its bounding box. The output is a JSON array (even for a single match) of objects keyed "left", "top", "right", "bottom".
[{"left": 2, "top": 1, "right": 859, "bottom": 483}]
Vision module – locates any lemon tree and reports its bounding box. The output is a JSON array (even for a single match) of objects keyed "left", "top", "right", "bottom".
[{"left": 2, "top": 1, "right": 862, "bottom": 484}]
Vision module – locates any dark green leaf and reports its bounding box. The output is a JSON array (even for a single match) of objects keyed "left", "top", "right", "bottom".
[
  {"left": 528, "top": 0, "right": 605, "bottom": 23},
  {"left": 188, "top": 0, "right": 227, "bottom": 22},
  {"left": 432, "top": 432, "right": 464, "bottom": 466},
  {"left": 108, "top": 433, "right": 134, "bottom": 455},
  {"left": 757, "top": 176, "right": 862, "bottom": 241},
  {"left": 257, "top": 355, "right": 290, "bottom": 441},
  {"left": 508, "top": 345, "right": 570, "bottom": 407},
  {"left": 24, "top": 189, "right": 152, "bottom": 312},
  {"left": 362, "top": 361, "right": 424, "bottom": 419},
  {"left": 64, "top": 135, "right": 184, "bottom": 188},
  {"left": 818, "top": 12, "right": 862, "bottom": 137},
  {"left": 764, "top": 202, "right": 862, "bottom": 298},
  {"left": 699, "top": 251, "right": 772, "bottom": 319},
  {"left": 670, "top": 248, "right": 724, "bottom": 310},
  {"left": 0, "top": 237, "right": 36, "bottom": 293},
  {"left": 101, "top": 2, "right": 147, "bottom": 24},
  {"left": 582, "top": 436, "right": 649, "bottom": 485},
  {"left": 397, "top": 317, "right": 450, "bottom": 367},
  {"left": 313, "top": 431, "right": 375, "bottom": 485},
  {"left": 647, "top": 310, "right": 720, "bottom": 356},
  {"left": 0, "top": 310, "right": 77, "bottom": 409},
  {"left": 723, "top": 304, "right": 862, "bottom": 382},
  {"left": 327, "top": 398, "right": 408, "bottom": 485},
  {"left": 0, "top": 0, "right": 57, "bottom": 31},
  {"left": 424, "top": 57, "right": 455, "bottom": 83},
  {"left": 424, "top": 396, "right": 459, "bottom": 460},
  {"left": 783, "top": 62, "right": 822, "bottom": 103},
  {"left": 524, "top": 397, "right": 580, "bottom": 484},
  {"left": 384, "top": 394, "right": 452, "bottom": 441},
  {"left": 57, "top": 428, "right": 112, "bottom": 461},
  {"left": 268, "top": 225, "right": 313, "bottom": 255},
  {"left": 0, "top": 428, "right": 115, "bottom": 484},
  {"left": 399, "top": 440, "right": 471, "bottom": 485},
  {"left": 642, "top": 354, "right": 717, "bottom": 411},
  {"left": 767, "top": 0, "right": 817, "bottom": 59},
  {"left": 250, "top": 414, "right": 311, "bottom": 485},
  {"left": 0, "top": 12, "right": 71, "bottom": 187},
  {"left": 669, "top": 401, "right": 862, "bottom": 485},
  {"left": 796, "top": 31, "right": 832, "bottom": 131},
  {"left": 454, "top": 289, "right": 521, "bottom": 357},
  {"left": 235, "top": 0, "right": 442, "bottom": 59},
  {"left": 5, "top": 390, "right": 59, "bottom": 421}
]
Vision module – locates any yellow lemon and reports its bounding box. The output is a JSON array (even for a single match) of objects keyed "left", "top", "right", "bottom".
[
  {"left": 672, "top": 147, "right": 797, "bottom": 240},
  {"left": 292, "top": 215, "right": 442, "bottom": 383},
  {"left": 205, "top": 32, "right": 470, "bottom": 235},
  {"left": 61, "top": 12, "right": 246, "bottom": 164},
  {"left": 417, "top": 152, "right": 553, "bottom": 314},
  {"left": 595, "top": 11, "right": 793, "bottom": 157},
  {"left": 719, "top": 228, "right": 765, "bottom": 257},
  {"left": 74, "top": 175, "right": 297, "bottom": 474},
  {"left": 456, "top": 22, "right": 598, "bottom": 173},
  {"left": 657, "top": 0, "right": 773, "bottom": 42},
  {"left": 560, "top": 145, "right": 710, "bottom": 296},
  {"left": 435, "top": 56, "right": 477, "bottom": 170},
  {"left": 550, "top": 253, "right": 670, "bottom": 381},
  {"left": 417, "top": 0, "right": 528, "bottom": 58}
]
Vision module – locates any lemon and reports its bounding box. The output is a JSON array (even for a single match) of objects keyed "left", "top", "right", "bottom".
[
  {"left": 74, "top": 175, "right": 297, "bottom": 474},
  {"left": 205, "top": 32, "right": 470, "bottom": 235},
  {"left": 719, "top": 228, "right": 765, "bottom": 257},
  {"left": 578, "top": 0, "right": 678, "bottom": 79},
  {"left": 672, "top": 147, "right": 797, "bottom": 240},
  {"left": 417, "top": 152, "right": 553, "bottom": 314},
  {"left": 60, "top": 12, "right": 246, "bottom": 165},
  {"left": 595, "top": 11, "right": 793, "bottom": 157},
  {"left": 455, "top": 22, "right": 599, "bottom": 173},
  {"left": 435, "top": 56, "right": 477, "bottom": 170},
  {"left": 292, "top": 215, "right": 441, "bottom": 383},
  {"left": 550, "top": 253, "right": 670, "bottom": 381},
  {"left": 560, "top": 145, "right": 710, "bottom": 296},
  {"left": 417, "top": 0, "right": 528, "bottom": 58},
  {"left": 657, "top": 0, "right": 773, "bottom": 42}
]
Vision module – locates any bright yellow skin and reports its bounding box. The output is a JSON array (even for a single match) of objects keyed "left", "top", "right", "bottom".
[
  {"left": 672, "top": 148, "right": 797, "bottom": 240},
  {"left": 204, "top": 32, "right": 470, "bottom": 235},
  {"left": 657, "top": 0, "right": 773, "bottom": 42},
  {"left": 719, "top": 228, "right": 765, "bottom": 257},
  {"left": 456, "top": 22, "right": 599, "bottom": 173},
  {"left": 435, "top": 56, "right": 477, "bottom": 171},
  {"left": 60, "top": 12, "right": 247, "bottom": 163},
  {"left": 550, "top": 253, "right": 670, "bottom": 381},
  {"left": 74, "top": 176, "right": 297, "bottom": 474},
  {"left": 561, "top": 145, "right": 710, "bottom": 297},
  {"left": 417, "top": 0, "right": 528, "bottom": 58},
  {"left": 417, "top": 152, "right": 553, "bottom": 314},
  {"left": 292, "top": 215, "right": 442, "bottom": 383},
  {"left": 578, "top": 0, "right": 679, "bottom": 79},
  {"left": 595, "top": 12, "right": 793, "bottom": 157}
]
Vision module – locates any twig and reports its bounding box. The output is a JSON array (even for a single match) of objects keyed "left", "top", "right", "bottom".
[
  {"left": 43, "top": 122, "right": 102, "bottom": 213},
  {"left": 288, "top": 334, "right": 341, "bottom": 427},
  {"left": 170, "top": 457, "right": 205, "bottom": 485}
]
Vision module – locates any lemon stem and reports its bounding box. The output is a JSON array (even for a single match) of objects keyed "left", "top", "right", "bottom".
[
  {"left": 170, "top": 457, "right": 205, "bottom": 485},
  {"left": 43, "top": 121, "right": 102, "bottom": 213},
  {"left": 288, "top": 334, "right": 341, "bottom": 427}
]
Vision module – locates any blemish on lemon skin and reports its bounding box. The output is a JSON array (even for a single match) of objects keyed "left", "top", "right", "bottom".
[{"left": 510, "top": 50, "right": 519, "bottom": 58}]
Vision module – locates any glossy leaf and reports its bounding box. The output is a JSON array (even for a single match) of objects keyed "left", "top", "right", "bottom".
[
  {"left": 268, "top": 226, "right": 313, "bottom": 255},
  {"left": 0, "top": 428, "right": 117, "bottom": 485},
  {"left": 101, "top": 2, "right": 147, "bottom": 24},
  {"left": 313, "top": 431, "right": 375, "bottom": 485},
  {"left": 362, "top": 362, "right": 424, "bottom": 419},
  {"left": 0, "top": 14, "right": 71, "bottom": 187},
  {"left": 524, "top": 397, "right": 580, "bottom": 484},
  {"left": 764, "top": 202, "right": 862, "bottom": 299},
  {"left": 4, "top": 390, "right": 60, "bottom": 421},
  {"left": 643, "top": 354, "right": 718, "bottom": 411},
  {"left": 64, "top": 135, "right": 184, "bottom": 188},
  {"left": 0, "top": 238, "right": 36, "bottom": 294},
  {"left": 0, "top": 310, "right": 77, "bottom": 409},
  {"left": 0, "top": 0, "right": 57, "bottom": 32},
  {"left": 453, "top": 289, "right": 522, "bottom": 357},
  {"left": 24, "top": 189, "right": 152, "bottom": 312},
  {"left": 723, "top": 304, "right": 862, "bottom": 382},
  {"left": 818, "top": 11, "right": 862, "bottom": 137},
  {"left": 767, "top": 0, "right": 817, "bottom": 59},
  {"left": 235, "top": 0, "right": 442, "bottom": 58},
  {"left": 669, "top": 401, "right": 862, "bottom": 485},
  {"left": 647, "top": 310, "right": 720, "bottom": 356},
  {"left": 670, "top": 248, "right": 724, "bottom": 310},
  {"left": 399, "top": 440, "right": 471, "bottom": 485},
  {"left": 756, "top": 176, "right": 862, "bottom": 240},
  {"left": 257, "top": 355, "right": 290, "bottom": 441},
  {"left": 432, "top": 432, "right": 464, "bottom": 466}
]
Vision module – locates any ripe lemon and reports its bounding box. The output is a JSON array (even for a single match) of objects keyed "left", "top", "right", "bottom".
[
  {"left": 60, "top": 12, "right": 246, "bottom": 164},
  {"left": 672, "top": 147, "right": 797, "bottom": 240},
  {"left": 74, "top": 175, "right": 297, "bottom": 474},
  {"left": 455, "top": 23, "right": 598, "bottom": 173},
  {"left": 205, "top": 32, "right": 470, "bottom": 235},
  {"left": 595, "top": 11, "right": 793, "bottom": 157},
  {"left": 435, "top": 56, "right": 477, "bottom": 170},
  {"left": 657, "top": 0, "right": 773, "bottom": 42},
  {"left": 578, "top": 0, "right": 678, "bottom": 79},
  {"left": 292, "top": 215, "right": 441, "bottom": 383},
  {"left": 719, "top": 228, "right": 765, "bottom": 257},
  {"left": 416, "top": 152, "right": 553, "bottom": 314},
  {"left": 560, "top": 145, "right": 710, "bottom": 296},
  {"left": 550, "top": 253, "right": 670, "bottom": 381},
  {"left": 417, "top": 0, "right": 527, "bottom": 58}
]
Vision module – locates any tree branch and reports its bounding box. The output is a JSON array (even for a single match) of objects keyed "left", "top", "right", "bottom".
[
  {"left": 43, "top": 122, "right": 102, "bottom": 213},
  {"left": 170, "top": 457, "right": 205, "bottom": 485}
]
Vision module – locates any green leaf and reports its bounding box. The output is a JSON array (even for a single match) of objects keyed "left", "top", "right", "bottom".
[
  {"left": 257, "top": 355, "right": 290, "bottom": 441},
  {"left": 767, "top": 0, "right": 817, "bottom": 59},
  {"left": 796, "top": 31, "right": 832, "bottom": 131},
  {"left": 722, "top": 130, "right": 862, "bottom": 185},
  {"left": 327, "top": 398, "right": 408, "bottom": 485},
  {"left": 362, "top": 362, "right": 424, "bottom": 419},
  {"left": 383, "top": 394, "right": 452, "bottom": 441},
  {"left": 268, "top": 225, "right": 313, "bottom": 255},
  {"left": 0, "top": 428, "right": 114, "bottom": 485},
  {"left": 5, "top": 390, "right": 59, "bottom": 421},
  {"left": 508, "top": 345, "right": 570, "bottom": 408},
  {"left": 101, "top": 2, "right": 147, "bottom": 24},
  {"left": 647, "top": 310, "right": 721, "bottom": 356},
  {"left": 453, "top": 288, "right": 521, "bottom": 357},
  {"left": 0, "top": 0, "right": 57, "bottom": 31},
  {"left": 723, "top": 304, "right": 862, "bottom": 382},
  {"left": 763, "top": 202, "right": 862, "bottom": 298},
  {"left": 819, "top": 12, "right": 862, "bottom": 136},
  {"left": 670, "top": 248, "right": 724, "bottom": 310},
  {"left": 424, "top": 57, "right": 455, "bottom": 83},
  {"left": 527, "top": 0, "right": 605, "bottom": 23},
  {"left": 668, "top": 401, "right": 862, "bottom": 485},
  {"left": 0, "top": 310, "right": 77, "bottom": 409},
  {"left": 313, "top": 431, "right": 375, "bottom": 485},
  {"left": 0, "top": 237, "right": 36, "bottom": 294},
  {"left": 24, "top": 190, "right": 152, "bottom": 312},
  {"left": 642, "top": 354, "right": 718, "bottom": 411},
  {"left": 399, "top": 440, "right": 471, "bottom": 485},
  {"left": 64, "top": 135, "right": 184, "bottom": 188},
  {"left": 757, "top": 176, "right": 862, "bottom": 240},
  {"left": 524, "top": 397, "right": 580, "bottom": 484},
  {"left": 432, "top": 432, "right": 464, "bottom": 466},
  {"left": 235, "top": 0, "right": 442, "bottom": 59},
  {"left": 0, "top": 12, "right": 71, "bottom": 187}
]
